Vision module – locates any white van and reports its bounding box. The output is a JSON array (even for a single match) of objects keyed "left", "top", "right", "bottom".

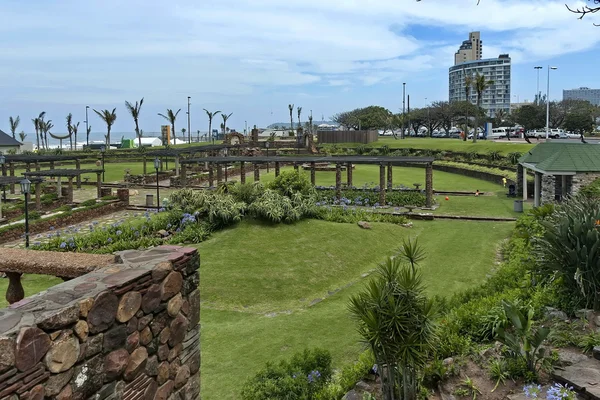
[{"left": 488, "top": 127, "right": 510, "bottom": 139}]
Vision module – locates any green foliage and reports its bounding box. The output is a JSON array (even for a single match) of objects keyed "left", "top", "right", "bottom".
[
  {"left": 332, "top": 106, "right": 393, "bottom": 130},
  {"left": 167, "top": 222, "right": 211, "bottom": 244},
  {"left": 267, "top": 170, "right": 314, "bottom": 197},
  {"left": 494, "top": 300, "right": 550, "bottom": 375},
  {"left": 488, "top": 359, "right": 509, "bottom": 392},
  {"left": 579, "top": 178, "right": 600, "bottom": 199},
  {"left": 100, "top": 195, "right": 118, "bottom": 200},
  {"left": 460, "top": 376, "right": 481, "bottom": 400},
  {"left": 317, "top": 189, "right": 426, "bottom": 207},
  {"left": 314, "top": 206, "right": 408, "bottom": 225},
  {"left": 240, "top": 348, "right": 333, "bottom": 400},
  {"left": 536, "top": 195, "right": 600, "bottom": 310},
  {"left": 436, "top": 161, "right": 516, "bottom": 182},
  {"left": 79, "top": 199, "right": 97, "bottom": 207},
  {"left": 578, "top": 332, "right": 600, "bottom": 353},
  {"left": 168, "top": 189, "right": 245, "bottom": 229},
  {"left": 487, "top": 151, "right": 502, "bottom": 162},
  {"left": 248, "top": 190, "right": 316, "bottom": 223},
  {"left": 349, "top": 251, "right": 437, "bottom": 400},
  {"left": 506, "top": 152, "right": 522, "bottom": 165},
  {"left": 229, "top": 182, "right": 266, "bottom": 204},
  {"left": 28, "top": 211, "right": 42, "bottom": 220}
]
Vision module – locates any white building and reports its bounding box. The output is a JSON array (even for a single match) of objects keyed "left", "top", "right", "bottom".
[{"left": 139, "top": 137, "right": 163, "bottom": 147}]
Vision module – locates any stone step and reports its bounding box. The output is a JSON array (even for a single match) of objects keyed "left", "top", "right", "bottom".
[{"left": 552, "top": 358, "right": 600, "bottom": 400}]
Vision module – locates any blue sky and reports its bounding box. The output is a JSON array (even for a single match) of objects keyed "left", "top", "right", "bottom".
[{"left": 1, "top": 0, "right": 599, "bottom": 137}]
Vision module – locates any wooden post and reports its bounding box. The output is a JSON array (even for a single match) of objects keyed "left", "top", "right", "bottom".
[
  {"left": 175, "top": 156, "right": 180, "bottom": 176},
  {"left": 50, "top": 161, "right": 55, "bottom": 170},
  {"left": 35, "top": 182, "right": 41, "bottom": 209},
  {"left": 254, "top": 163, "right": 260, "bottom": 182},
  {"left": 96, "top": 172, "right": 102, "bottom": 199},
  {"left": 335, "top": 163, "right": 342, "bottom": 202},
  {"left": 425, "top": 163, "right": 433, "bottom": 208},
  {"left": 387, "top": 163, "right": 393, "bottom": 190},
  {"left": 76, "top": 159, "right": 82, "bottom": 188},
  {"left": 67, "top": 177, "right": 74, "bottom": 203},
  {"left": 5, "top": 272, "right": 24, "bottom": 305},
  {"left": 310, "top": 162, "right": 316, "bottom": 185},
  {"left": 35, "top": 162, "right": 40, "bottom": 171},
  {"left": 25, "top": 163, "right": 30, "bottom": 173},
  {"left": 347, "top": 162, "right": 353, "bottom": 187},
  {"left": 143, "top": 155, "right": 147, "bottom": 176},
  {"left": 240, "top": 162, "right": 246, "bottom": 184},
  {"left": 9, "top": 162, "right": 14, "bottom": 194},
  {"left": 216, "top": 164, "right": 223, "bottom": 184},
  {"left": 208, "top": 164, "right": 214, "bottom": 187},
  {"left": 57, "top": 176, "right": 62, "bottom": 198},
  {"left": 379, "top": 163, "right": 386, "bottom": 206},
  {"left": 275, "top": 162, "right": 280, "bottom": 177}
]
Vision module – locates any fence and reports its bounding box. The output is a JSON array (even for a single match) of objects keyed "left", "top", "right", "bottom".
[{"left": 317, "top": 130, "right": 379, "bottom": 144}]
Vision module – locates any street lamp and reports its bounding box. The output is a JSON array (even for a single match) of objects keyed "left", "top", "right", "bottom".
[
  {"left": 265, "top": 141, "right": 270, "bottom": 173},
  {"left": 154, "top": 158, "right": 161, "bottom": 211},
  {"left": 85, "top": 106, "right": 90, "bottom": 147},
  {"left": 187, "top": 96, "right": 191, "bottom": 144},
  {"left": 100, "top": 145, "right": 106, "bottom": 182},
  {"left": 534, "top": 66, "right": 542, "bottom": 104},
  {"left": 545, "top": 66, "right": 558, "bottom": 139},
  {"left": 20, "top": 178, "right": 31, "bottom": 248},
  {"left": 402, "top": 82, "right": 406, "bottom": 139}
]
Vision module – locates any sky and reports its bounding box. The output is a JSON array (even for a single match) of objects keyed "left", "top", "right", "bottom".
[{"left": 1, "top": 0, "right": 600, "bottom": 137}]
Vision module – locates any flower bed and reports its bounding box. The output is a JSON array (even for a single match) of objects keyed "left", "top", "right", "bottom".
[{"left": 316, "top": 187, "right": 427, "bottom": 207}]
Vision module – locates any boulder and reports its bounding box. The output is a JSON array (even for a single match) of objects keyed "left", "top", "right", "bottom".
[{"left": 357, "top": 221, "right": 372, "bottom": 230}]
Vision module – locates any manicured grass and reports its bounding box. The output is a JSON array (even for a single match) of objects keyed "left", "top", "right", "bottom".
[
  {"left": 0, "top": 275, "right": 63, "bottom": 309},
  {"left": 198, "top": 218, "right": 514, "bottom": 399},
  {"left": 328, "top": 137, "right": 535, "bottom": 155},
  {"left": 432, "top": 192, "right": 532, "bottom": 218}
]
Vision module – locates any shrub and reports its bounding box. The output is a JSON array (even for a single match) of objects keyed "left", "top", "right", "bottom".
[
  {"left": 230, "top": 182, "right": 265, "bottom": 205},
  {"left": 168, "top": 189, "right": 245, "bottom": 228},
  {"left": 167, "top": 222, "right": 211, "bottom": 244},
  {"left": 240, "top": 348, "right": 332, "bottom": 400},
  {"left": 248, "top": 190, "right": 316, "bottom": 223},
  {"left": 317, "top": 189, "right": 426, "bottom": 207},
  {"left": 579, "top": 177, "right": 600, "bottom": 199},
  {"left": 314, "top": 206, "right": 408, "bottom": 225},
  {"left": 267, "top": 170, "right": 314, "bottom": 197},
  {"left": 507, "top": 152, "right": 522, "bottom": 165},
  {"left": 79, "top": 199, "right": 97, "bottom": 207}
]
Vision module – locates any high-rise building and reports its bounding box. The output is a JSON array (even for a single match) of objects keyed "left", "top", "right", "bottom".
[
  {"left": 563, "top": 87, "right": 600, "bottom": 106},
  {"left": 449, "top": 54, "right": 512, "bottom": 118},
  {"left": 454, "top": 32, "right": 482, "bottom": 66}
]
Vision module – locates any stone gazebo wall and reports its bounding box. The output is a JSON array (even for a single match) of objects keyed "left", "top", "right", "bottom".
[{"left": 0, "top": 246, "right": 200, "bottom": 399}]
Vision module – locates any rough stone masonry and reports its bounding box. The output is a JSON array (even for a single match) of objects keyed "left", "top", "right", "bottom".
[{"left": 0, "top": 245, "right": 200, "bottom": 399}]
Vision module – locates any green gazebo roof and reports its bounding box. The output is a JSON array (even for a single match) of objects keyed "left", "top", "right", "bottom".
[{"left": 519, "top": 142, "right": 600, "bottom": 174}]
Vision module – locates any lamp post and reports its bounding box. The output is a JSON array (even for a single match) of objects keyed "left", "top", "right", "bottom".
[
  {"left": 0, "top": 154, "right": 5, "bottom": 202},
  {"left": 100, "top": 145, "right": 106, "bottom": 182},
  {"left": 534, "top": 66, "right": 542, "bottom": 104},
  {"left": 265, "top": 141, "right": 270, "bottom": 173},
  {"left": 20, "top": 178, "right": 31, "bottom": 248},
  {"left": 154, "top": 158, "right": 161, "bottom": 211},
  {"left": 85, "top": 106, "right": 90, "bottom": 147},
  {"left": 545, "top": 66, "right": 558, "bottom": 139},
  {"left": 187, "top": 96, "right": 191, "bottom": 144},
  {"left": 402, "top": 82, "right": 406, "bottom": 139}
]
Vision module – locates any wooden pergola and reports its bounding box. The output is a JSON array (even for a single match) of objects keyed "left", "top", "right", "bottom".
[
  {"left": 0, "top": 176, "right": 44, "bottom": 219},
  {"left": 181, "top": 155, "right": 435, "bottom": 207},
  {"left": 24, "top": 169, "right": 104, "bottom": 202}
]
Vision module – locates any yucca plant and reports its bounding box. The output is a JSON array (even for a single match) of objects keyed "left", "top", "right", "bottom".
[
  {"left": 507, "top": 152, "right": 522, "bottom": 165},
  {"left": 487, "top": 150, "right": 502, "bottom": 162}
]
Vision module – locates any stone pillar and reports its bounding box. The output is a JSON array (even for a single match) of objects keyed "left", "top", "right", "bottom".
[
  {"left": 208, "top": 164, "right": 214, "bottom": 187},
  {"left": 216, "top": 164, "right": 223, "bottom": 184},
  {"left": 347, "top": 163, "right": 353, "bottom": 187},
  {"left": 275, "top": 162, "right": 280, "bottom": 177},
  {"left": 5, "top": 272, "right": 24, "bottom": 305},
  {"left": 425, "top": 163, "right": 433, "bottom": 208},
  {"left": 541, "top": 174, "right": 556, "bottom": 204},
  {"left": 523, "top": 167, "right": 528, "bottom": 200},
  {"left": 57, "top": 176, "right": 62, "bottom": 198},
  {"left": 224, "top": 162, "right": 228, "bottom": 182},
  {"left": 254, "top": 163, "right": 260, "bottom": 182},
  {"left": 117, "top": 188, "right": 130, "bottom": 205},
  {"left": 35, "top": 162, "right": 40, "bottom": 171},
  {"left": 181, "top": 163, "right": 187, "bottom": 180},
  {"left": 9, "top": 162, "right": 14, "bottom": 194},
  {"left": 1, "top": 162, "right": 5, "bottom": 177},
  {"left": 516, "top": 164, "right": 524, "bottom": 197},
  {"left": 387, "top": 163, "right": 393, "bottom": 190},
  {"left": 76, "top": 159, "right": 82, "bottom": 188},
  {"left": 379, "top": 164, "right": 386, "bottom": 206},
  {"left": 67, "top": 177, "right": 74, "bottom": 203},
  {"left": 96, "top": 172, "right": 102, "bottom": 199},
  {"left": 175, "top": 156, "right": 180, "bottom": 176},
  {"left": 310, "top": 162, "right": 316, "bottom": 185},
  {"left": 561, "top": 175, "right": 567, "bottom": 198},
  {"left": 35, "top": 182, "right": 41, "bottom": 210},
  {"left": 240, "top": 162, "right": 246, "bottom": 184},
  {"left": 50, "top": 161, "right": 55, "bottom": 170},
  {"left": 534, "top": 172, "right": 541, "bottom": 207},
  {"left": 335, "top": 163, "right": 342, "bottom": 202}
]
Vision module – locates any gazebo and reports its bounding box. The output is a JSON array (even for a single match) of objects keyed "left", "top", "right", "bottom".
[{"left": 518, "top": 142, "right": 600, "bottom": 206}]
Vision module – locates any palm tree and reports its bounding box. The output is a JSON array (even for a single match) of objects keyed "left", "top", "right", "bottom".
[
  {"left": 158, "top": 109, "right": 180, "bottom": 145},
  {"left": 221, "top": 113, "right": 233, "bottom": 135},
  {"left": 125, "top": 98, "right": 144, "bottom": 148},
  {"left": 181, "top": 128, "right": 186, "bottom": 144},
  {"left": 18, "top": 132, "right": 26, "bottom": 142},
  {"left": 494, "top": 109, "right": 506, "bottom": 127},
  {"left": 463, "top": 71, "right": 473, "bottom": 141},
  {"left": 203, "top": 109, "right": 221, "bottom": 142},
  {"left": 40, "top": 120, "right": 54, "bottom": 150},
  {"left": 93, "top": 108, "right": 117, "bottom": 146},
  {"left": 473, "top": 72, "right": 494, "bottom": 143},
  {"left": 9, "top": 116, "right": 20, "bottom": 139},
  {"left": 66, "top": 113, "right": 74, "bottom": 150},
  {"left": 297, "top": 106, "right": 302, "bottom": 130},
  {"left": 308, "top": 114, "right": 313, "bottom": 134},
  {"left": 288, "top": 104, "right": 294, "bottom": 134},
  {"left": 86, "top": 125, "right": 92, "bottom": 147},
  {"left": 32, "top": 112, "right": 46, "bottom": 150},
  {"left": 72, "top": 122, "right": 80, "bottom": 150}
]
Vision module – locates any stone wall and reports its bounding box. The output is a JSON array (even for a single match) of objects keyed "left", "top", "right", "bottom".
[
  {"left": 571, "top": 172, "right": 600, "bottom": 196},
  {"left": 0, "top": 245, "right": 200, "bottom": 399},
  {"left": 124, "top": 172, "right": 175, "bottom": 185},
  {"left": 541, "top": 174, "right": 556, "bottom": 204}
]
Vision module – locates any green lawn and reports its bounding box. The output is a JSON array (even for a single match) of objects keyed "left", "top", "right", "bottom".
[
  {"left": 0, "top": 275, "right": 63, "bottom": 309},
  {"left": 328, "top": 137, "right": 535, "bottom": 155},
  {"left": 198, "top": 218, "right": 514, "bottom": 399}
]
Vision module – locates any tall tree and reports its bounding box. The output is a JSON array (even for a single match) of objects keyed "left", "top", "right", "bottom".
[
  {"left": 494, "top": 109, "right": 507, "bottom": 127},
  {"left": 332, "top": 106, "right": 393, "bottom": 130},
  {"left": 32, "top": 112, "right": 46, "bottom": 150},
  {"left": 86, "top": 125, "right": 92, "bottom": 147},
  {"left": 297, "top": 106, "right": 302, "bottom": 129},
  {"left": 564, "top": 111, "right": 594, "bottom": 141},
  {"left": 93, "top": 108, "right": 117, "bottom": 146},
  {"left": 473, "top": 72, "right": 494, "bottom": 142},
  {"left": 158, "top": 109, "right": 180, "bottom": 145},
  {"left": 125, "top": 98, "right": 144, "bottom": 148},
  {"left": 18, "top": 132, "right": 26, "bottom": 142},
  {"left": 288, "top": 104, "right": 294, "bottom": 133},
  {"left": 66, "top": 113, "right": 74, "bottom": 150},
  {"left": 203, "top": 109, "right": 220, "bottom": 142},
  {"left": 513, "top": 104, "right": 545, "bottom": 132},
  {"left": 221, "top": 113, "right": 233, "bottom": 135},
  {"left": 72, "top": 122, "right": 80, "bottom": 150},
  {"left": 463, "top": 72, "right": 474, "bottom": 141},
  {"left": 40, "top": 120, "right": 53, "bottom": 150},
  {"left": 8, "top": 116, "right": 20, "bottom": 139},
  {"left": 430, "top": 101, "right": 453, "bottom": 134}
]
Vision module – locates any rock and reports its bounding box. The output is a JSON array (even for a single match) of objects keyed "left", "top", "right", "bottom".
[
  {"left": 169, "top": 359, "right": 180, "bottom": 379},
  {"left": 146, "top": 355, "right": 159, "bottom": 376},
  {"left": 56, "top": 384, "right": 72, "bottom": 400},
  {"left": 556, "top": 348, "right": 590, "bottom": 367},
  {"left": 576, "top": 309, "right": 594, "bottom": 321},
  {"left": 159, "top": 327, "right": 171, "bottom": 344},
  {"left": 168, "top": 343, "right": 182, "bottom": 362},
  {"left": 126, "top": 316, "right": 138, "bottom": 334},
  {"left": 37, "top": 304, "right": 80, "bottom": 330},
  {"left": 161, "top": 272, "right": 183, "bottom": 301},
  {"left": 167, "top": 293, "right": 183, "bottom": 317},
  {"left": 74, "top": 320, "right": 89, "bottom": 342},
  {"left": 123, "top": 347, "right": 148, "bottom": 381},
  {"left": 103, "top": 324, "right": 127, "bottom": 353},
  {"left": 174, "top": 365, "right": 190, "bottom": 390},
  {"left": 45, "top": 369, "right": 74, "bottom": 397},
  {"left": 157, "top": 361, "right": 170, "bottom": 385},
  {"left": 152, "top": 262, "right": 173, "bottom": 283},
  {"left": 138, "top": 314, "right": 153, "bottom": 330},
  {"left": 87, "top": 292, "right": 118, "bottom": 334},
  {"left": 147, "top": 339, "right": 158, "bottom": 356},
  {"left": 480, "top": 346, "right": 495, "bottom": 359},
  {"left": 140, "top": 326, "right": 153, "bottom": 346},
  {"left": 116, "top": 291, "right": 142, "bottom": 323},
  {"left": 354, "top": 380, "right": 371, "bottom": 391},
  {"left": 181, "top": 300, "right": 190, "bottom": 316},
  {"left": 142, "top": 284, "right": 162, "bottom": 314},
  {"left": 45, "top": 332, "right": 80, "bottom": 373},
  {"left": 545, "top": 307, "right": 569, "bottom": 321},
  {"left": 595, "top": 315, "right": 600, "bottom": 327},
  {"left": 85, "top": 334, "right": 103, "bottom": 358},
  {"left": 593, "top": 346, "right": 600, "bottom": 361},
  {"left": 552, "top": 359, "right": 600, "bottom": 399},
  {"left": 442, "top": 357, "right": 454, "bottom": 367},
  {"left": 158, "top": 344, "right": 169, "bottom": 362},
  {"left": 27, "top": 384, "right": 45, "bottom": 400},
  {"left": 150, "top": 312, "right": 170, "bottom": 336},
  {"left": 126, "top": 331, "right": 140, "bottom": 353},
  {"left": 144, "top": 380, "right": 159, "bottom": 399},
  {"left": 168, "top": 313, "right": 189, "bottom": 347},
  {"left": 157, "top": 229, "right": 169, "bottom": 238},
  {"left": 188, "top": 289, "right": 200, "bottom": 327},
  {"left": 104, "top": 349, "right": 129, "bottom": 380},
  {"left": 0, "top": 337, "right": 15, "bottom": 373},
  {"left": 71, "top": 354, "right": 104, "bottom": 399},
  {"left": 79, "top": 298, "right": 94, "bottom": 318},
  {"left": 155, "top": 380, "right": 174, "bottom": 400},
  {"left": 15, "top": 327, "right": 51, "bottom": 372},
  {"left": 439, "top": 383, "right": 457, "bottom": 400},
  {"left": 357, "top": 221, "right": 372, "bottom": 229},
  {"left": 342, "top": 390, "right": 362, "bottom": 400}
]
